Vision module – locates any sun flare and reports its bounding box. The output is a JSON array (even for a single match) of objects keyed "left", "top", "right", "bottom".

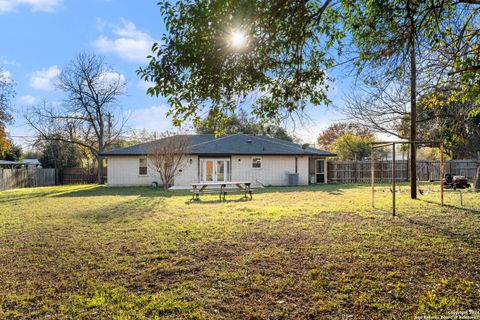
[{"left": 230, "top": 30, "right": 247, "bottom": 48}]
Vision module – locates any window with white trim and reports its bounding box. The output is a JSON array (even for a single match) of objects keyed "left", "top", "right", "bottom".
[
  {"left": 252, "top": 157, "right": 262, "bottom": 169},
  {"left": 139, "top": 158, "right": 148, "bottom": 175}
]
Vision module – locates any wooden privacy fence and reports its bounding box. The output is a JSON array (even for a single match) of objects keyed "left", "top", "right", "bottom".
[
  {"left": 0, "top": 168, "right": 56, "bottom": 191},
  {"left": 327, "top": 160, "right": 478, "bottom": 183},
  {"left": 60, "top": 168, "right": 97, "bottom": 185}
]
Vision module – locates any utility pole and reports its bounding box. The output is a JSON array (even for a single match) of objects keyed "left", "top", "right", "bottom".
[{"left": 407, "top": 0, "right": 417, "bottom": 199}]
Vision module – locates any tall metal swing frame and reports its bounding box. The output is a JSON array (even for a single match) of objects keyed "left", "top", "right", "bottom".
[{"left": 370, "top": 141, "right": 445, "bottom": 216}]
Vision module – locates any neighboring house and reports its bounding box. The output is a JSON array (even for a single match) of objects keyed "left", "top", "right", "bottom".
[
  {"left": 0, "top": 159, "right": 41, "bottom": 170},
  {"left": 101, "top": 134, "right": 336, "bottom": 187},
  {"left": 22, "top": 159, "right": 42, "bottom": 169}
]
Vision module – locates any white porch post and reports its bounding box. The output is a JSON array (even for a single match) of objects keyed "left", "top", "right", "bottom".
[{"left": 324, "top": 158, "right": 328, "bottom": 184}]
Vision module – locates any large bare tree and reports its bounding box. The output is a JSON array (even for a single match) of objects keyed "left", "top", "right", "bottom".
[
  {"left": 0, "top": 68, "right": 14, "bottom": 157},
  {"left": 144, "top": 134, "right": 191, "bottom": 189},
  {"left": 25, "top": 53, "right": 129, "bottom": 183},
  {"left": 0, "top": 68, "right": 14, "bottom": 127}
]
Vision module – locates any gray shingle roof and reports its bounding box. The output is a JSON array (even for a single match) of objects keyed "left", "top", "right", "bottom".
[{"left": 101, "top": 133, "right": 336, "bottom": 157}]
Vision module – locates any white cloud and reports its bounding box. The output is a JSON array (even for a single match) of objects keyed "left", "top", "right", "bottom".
[
  {"left": 0, "top": 0, "right": 62, "bottom": 13},
  {"left": 18, "top": 95, "right": 38, "bottom": 105},
  {"left": 29, "top": 65, "right": 60, "bottom": 90},
  {"left": 94, "top": 71, "right": 127, "bottom": 93},
  {"left": 0, "top": 56, "right": 20, "bottom": 67},
  {"left": 96, "top": 17, "right": 108, "bottom": 32},
  {"left": 137, "top": 80, "right": 154, "bottom": 91},
  {"left": 100, "top": 71, "right": 126, "bottom": 84},
  {"left": 92, "top": 19, "right": 155, "bottom": 62},
  {"left": 129, "top": 105, "right": 183, "bottom": 133}
]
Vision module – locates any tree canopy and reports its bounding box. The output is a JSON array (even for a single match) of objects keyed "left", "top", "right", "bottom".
[
  {"left": 3, "top": 144, "right": 23, "bottom": 161},
  {"left": 317, "top": 123, "right": 373, "bottom": 150},
  {"left": 38, "top": 140, "right": 82, "bottom": 169},
  {"left": 195, "top": 109, "right": 296, "bottom": 141},
  {"left": 139, "top": 1, "right": 479, "bottom": 126},
  {"left": 331, "top": 133, "right": 374, "bottom": 161},
  {"left": 138, "top": 0, "right": 342, "bottom": 128},
  {"left": 0, "top": 126, "right": 10, "bottom": 159},
  {"left": 418, "top": 91, "right": 480, "bottom": 189}
]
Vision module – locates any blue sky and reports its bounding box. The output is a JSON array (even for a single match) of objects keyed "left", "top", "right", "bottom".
[{"left": 0, "top": 0, "right": 346, "bottom": 147}]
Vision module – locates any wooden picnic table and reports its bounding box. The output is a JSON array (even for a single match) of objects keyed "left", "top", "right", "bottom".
[{"left": 191, "top": 181, "right": 253, "bottom": 200}]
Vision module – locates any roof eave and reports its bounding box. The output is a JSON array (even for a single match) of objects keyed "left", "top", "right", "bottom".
[{"left": 102, "top": 152, "right": 337, "bottom": 157}]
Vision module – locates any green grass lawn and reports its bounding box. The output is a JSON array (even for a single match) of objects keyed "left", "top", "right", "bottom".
[{"left": 0, "top": 184, "right": 479, "bottom": 319}]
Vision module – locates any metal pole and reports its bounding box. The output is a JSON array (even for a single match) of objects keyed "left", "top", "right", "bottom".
[
  {"left": 371, "top": 146, "right": 375, "bottom": 208},
  {"left": 440, "top": 143, "right": 444, "bottom": 206},
  {"left": 392, "top": 143, "right": 396, "bottom": 217}
]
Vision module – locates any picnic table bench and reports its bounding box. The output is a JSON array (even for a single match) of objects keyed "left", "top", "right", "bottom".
[{"left": 191, "top": 181, "right": 253, "bottom": 200}]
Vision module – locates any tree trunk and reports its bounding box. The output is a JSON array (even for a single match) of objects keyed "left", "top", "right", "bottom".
[
  {"left": 408, "top": 1, "right": 417, "bottom": 199},
  {"left": 97, "top": 155, "right": 104, "bottom": 184},
  {"left": 162, "top": 172, "right": 171, "bottom": 190},
  {"left": 474, "top": 161, "right": 480, "bottom": 192},
  {"left": 409, "top": 61, "right": 417, "bottom": 198}
]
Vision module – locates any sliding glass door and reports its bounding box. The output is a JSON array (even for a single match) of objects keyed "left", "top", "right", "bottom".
[{"left": 200, "top": 159, "right": 230, "bottom": 183}]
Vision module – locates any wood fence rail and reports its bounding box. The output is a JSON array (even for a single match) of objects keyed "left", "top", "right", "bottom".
[
  {"left": 60, "top": 167, "right": 97, "bottom": 185},
  {"left": 327, "top": 160, "right": 478, "bottom": 183},
  {"left": 0, "top": 168, "right": 56, "bottom": 191}
]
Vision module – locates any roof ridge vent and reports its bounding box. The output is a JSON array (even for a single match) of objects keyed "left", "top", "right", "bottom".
[
  {"left": 301, "top": 143, "right": 310, "bottom": 149},
  {"left": 246, "top": 139, "right": 253, "bottom": 143}
]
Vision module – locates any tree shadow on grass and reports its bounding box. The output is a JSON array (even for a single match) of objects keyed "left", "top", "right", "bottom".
[
  {"left": 400, "top": 216, "right": 480, "bottom": 247},
  {"left": 72, "top": 196, "right": 167, "bottom": 224},
  {"left": 397, "top": 199, "right": 480, "bottom": 247},
  {"left": 54, "top": 185, "right": 190, "bottom": 198},
  {"left": 254, "top": 183, "right": 366, "bottom": 196},
  {"left": 0, "top": 189, "right": 71, "bottom": 204},
  {"left": 53, "top": 184, "right": 367, "bottom": 199},
  {"left": 186, "top": 197, "right": 254, "bottom": 205},
  {"left": 420, "top": 198, "right": 480, "bottom": 215}
]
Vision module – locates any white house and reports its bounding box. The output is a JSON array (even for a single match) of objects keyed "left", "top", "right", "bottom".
[{"left": 101, "top": 133, "right": 336, "bottom": 187}]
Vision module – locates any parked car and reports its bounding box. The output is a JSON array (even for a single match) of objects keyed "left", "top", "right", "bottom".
[{"left": 443, "top": 173, "right": 471, "bottom": 189}]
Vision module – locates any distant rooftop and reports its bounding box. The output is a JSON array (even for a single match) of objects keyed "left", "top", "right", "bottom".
[{"left": 0, "top": 159, "right": 41, "bottom": 166}]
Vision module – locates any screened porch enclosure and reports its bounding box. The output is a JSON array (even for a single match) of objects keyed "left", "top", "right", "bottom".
[{"left": 309, "top": 157, "right": 328, "bottom": 184}]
